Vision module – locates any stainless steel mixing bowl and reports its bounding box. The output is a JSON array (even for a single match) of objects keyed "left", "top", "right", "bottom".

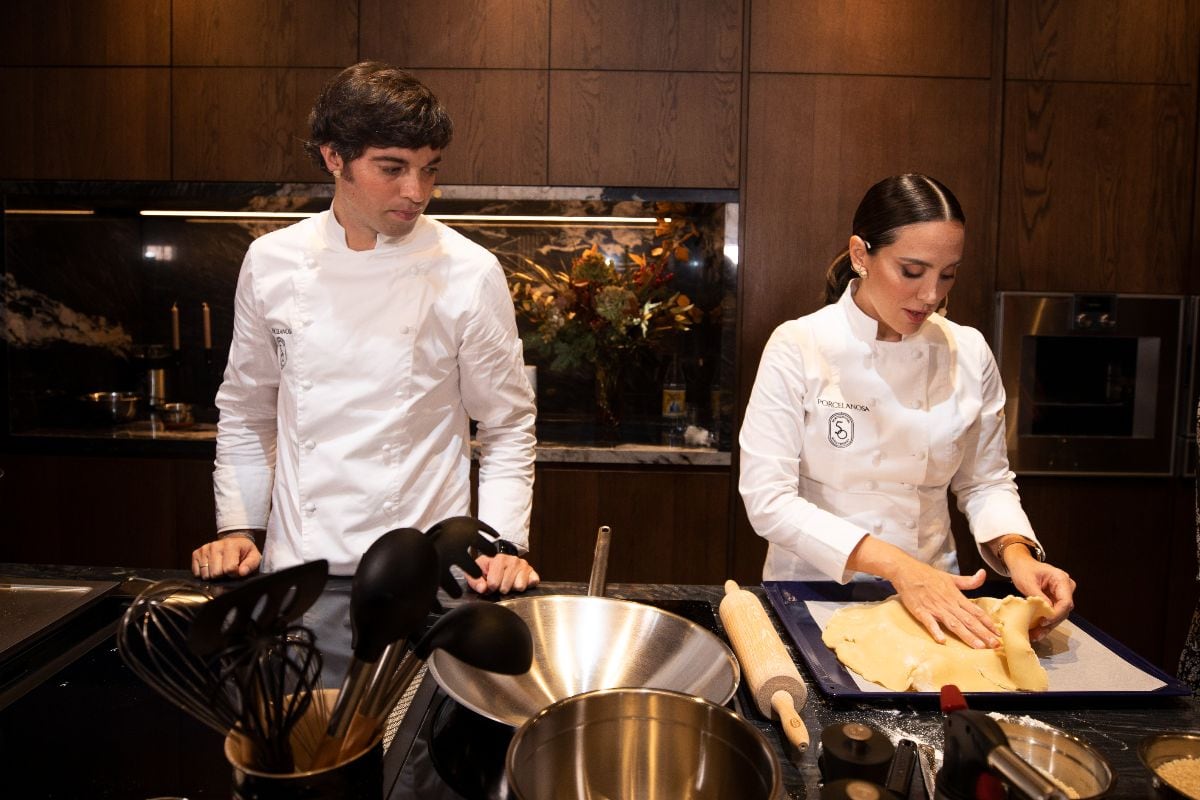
[
  {"left": 505, "top": 688, "right": 783, "bottom": 800},
  {"left": 425, "top": 594, "right": 739, "bottom": 727},
  {"left": 1139, "top": 733, "right": 1200, "bottom": 800},
  {"left": 996, "top": 719, "right": 1115, "bottom": 798},
  {"left": 81, "top": 391, "right": 141, "bottom": 424}
]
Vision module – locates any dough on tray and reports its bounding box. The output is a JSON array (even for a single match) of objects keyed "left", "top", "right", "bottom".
[{"left": 820, "top": 595, "right": 1054, "bottom": 692}]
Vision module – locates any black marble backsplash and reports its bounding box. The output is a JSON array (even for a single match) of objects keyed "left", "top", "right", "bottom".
[{"left": 2, "top": 182, "right": 737, "bottom": 447}]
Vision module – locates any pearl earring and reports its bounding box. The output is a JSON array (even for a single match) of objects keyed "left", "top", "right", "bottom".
[{"left": 332, "top": 168, "right": 342, "bottom": 178}]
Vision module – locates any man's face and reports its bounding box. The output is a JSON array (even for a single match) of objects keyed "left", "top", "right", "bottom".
[{"left": 321, "top": 144, "right": 441, "bottom": 249}]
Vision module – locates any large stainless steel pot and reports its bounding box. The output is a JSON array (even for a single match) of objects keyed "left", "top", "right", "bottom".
[
  {"left": 505, "top": 688, "right": 784, "bottom": 800},
  {"left": 425, "top": 526, "right": 740, "bottom": 727}
]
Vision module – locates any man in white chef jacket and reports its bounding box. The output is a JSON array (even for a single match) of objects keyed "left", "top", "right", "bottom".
[{"left": 190, "top": 62, "right": 539, "bottom": 596}]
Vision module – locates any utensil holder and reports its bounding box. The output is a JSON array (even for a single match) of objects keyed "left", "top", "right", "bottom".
[
  {"left": 226, "top": 735, "right": 382, "bottom": 800},
  {"left": 224, "top": 688, "right": 383, "bottom": 800}
]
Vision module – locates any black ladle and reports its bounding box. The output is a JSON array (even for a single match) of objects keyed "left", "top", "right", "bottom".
[
  {"left": 314, "top": 528, "right": 441, "bottom": 766},
  {"left": 344, "top": 601, "right": 533, "bottom": 759}
]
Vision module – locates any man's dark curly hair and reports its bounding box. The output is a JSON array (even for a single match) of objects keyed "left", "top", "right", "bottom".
[{"left": 303, "top": 61, "right": 454, "bottom": 174}]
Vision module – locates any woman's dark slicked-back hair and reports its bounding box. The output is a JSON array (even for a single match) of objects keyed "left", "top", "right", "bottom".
[
  {"left": 303, "top": 61, "right": 454, "bottom": 174},
  {"left": 823, "top": 174, "right": 965, "bottom": 305}
]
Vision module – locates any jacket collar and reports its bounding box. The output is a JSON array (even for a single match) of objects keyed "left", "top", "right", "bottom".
[
  {"left": 839, "top": 279, "right": 882, "bottom": 343},
  {"left": 316, "top": 209, "right": 431, "bottom": 255},
  {"left": 838, "top": 279, "right": 938, "bottom": 345}
]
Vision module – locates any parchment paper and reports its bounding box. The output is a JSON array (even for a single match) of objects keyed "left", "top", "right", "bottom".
[{"left": 805, "top": 599, "right": 1167, "bottom": 693}]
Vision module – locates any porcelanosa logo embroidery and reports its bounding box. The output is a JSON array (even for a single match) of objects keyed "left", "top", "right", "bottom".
[
  {"left": 828, "top": 412, "right": 854, "bottom": 448},
  {"left": 270, "top": 327, "right": 291, "bottom": 369}
]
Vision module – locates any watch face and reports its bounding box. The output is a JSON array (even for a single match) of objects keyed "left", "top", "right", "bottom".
[{"left": 494, "top": 539, "right": 519, "bottom": 556}]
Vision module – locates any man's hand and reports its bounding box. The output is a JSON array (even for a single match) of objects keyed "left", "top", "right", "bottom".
[
  {"left": 191, "top": 534, "right": 262, "bottom": 579},
  {"left": 467, "top": 553, "right": 540, "bottom": 594}
]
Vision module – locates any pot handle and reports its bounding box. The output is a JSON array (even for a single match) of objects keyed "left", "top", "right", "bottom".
[{"left": 587, "top": 525, "right": 612, "bottom": 597}]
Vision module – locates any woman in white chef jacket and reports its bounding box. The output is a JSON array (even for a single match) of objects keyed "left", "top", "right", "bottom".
[{"left": 739, "top": 174, "right": 1076, "bottom": 650}]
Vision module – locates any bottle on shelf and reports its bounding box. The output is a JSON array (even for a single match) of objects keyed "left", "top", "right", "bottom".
[{"left": 662, "top": 354, "right": 687, "bottom": 444}]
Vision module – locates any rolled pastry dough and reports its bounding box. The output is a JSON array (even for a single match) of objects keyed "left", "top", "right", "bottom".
[{"left": 821, "top": 595, "right": 1054, "bottom": 692}]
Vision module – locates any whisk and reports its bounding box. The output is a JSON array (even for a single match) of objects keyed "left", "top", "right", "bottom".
[
  {"left": 208, "top": 622, "right": 325, "bottom": 772},
  {"left": 117, "top": 579, "right": 238, "bottom": 735},
  {"left": 187, "top": 559, "right": 330, "bottom": 774}
]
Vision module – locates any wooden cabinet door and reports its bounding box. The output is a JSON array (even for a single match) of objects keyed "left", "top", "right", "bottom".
[
  {"left": 172, "top": 0, "right": 357, "bottom": 66},
  {"left": 548, "top": 71, "right": 740, "bottom": 188},
  {"left": 0, "top": 454, "right": 215, "bottom": 570},
  {"left": 529, "top": 466, "right": 731, "bottom": 584},
  {"left": 361, "top": 0, "right": 549, "bottom": 68},
  {"left": 0, "top": 68, "right": 170, "bottom": 180},
  {"left": 413, "top": 70, "right": 549, "bottom": 185},
  {"left": 1, "top": 0, "right": 169, "bottom": 65},
  {"left": 1006, "top": 0, "right": 1199, "bottom": 83},
  {"left": 998, "top": 81, "right": 1193, "bottom": 293},
  {"left": 751, "top": 0, "right": 991, "bottom": 77},
  {"left": 172, "top": 68, "right": 335, "bottom": 182},
  {"left": 550, "top": 0, "right": 741, "bottom": 71}
]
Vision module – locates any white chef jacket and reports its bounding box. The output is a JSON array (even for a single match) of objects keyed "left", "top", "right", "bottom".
[
  {"left": 212, "top": 211, "right": 536, "bottom": 575},
  {"left": 739, "top": 281, "right": 1038, "bottom": 583}
]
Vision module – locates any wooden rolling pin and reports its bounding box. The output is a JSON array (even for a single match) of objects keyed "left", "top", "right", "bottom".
[{"left": 719, "top": 580, "right": 810, "bottom": 752}]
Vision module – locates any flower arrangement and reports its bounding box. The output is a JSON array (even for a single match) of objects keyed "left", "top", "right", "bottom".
[
  {"left": 507, "top": 225, "right": 702, "bottom": 429},
  {"left": 509, "top": 240, "right": 700, "bottom": 374}
]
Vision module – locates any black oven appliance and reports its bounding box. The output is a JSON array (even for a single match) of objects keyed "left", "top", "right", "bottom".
[
  {"left": 1179, "top": 295, "right": 1198, "bottom": 478},
  {"left": 996, "top": 292, "right": 1185, "bottom": 476}
]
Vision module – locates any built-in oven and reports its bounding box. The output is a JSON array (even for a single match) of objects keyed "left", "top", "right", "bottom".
[
  {"left": 1178, "top": 296, "right": 1199, "bottom": 478},
  {"left": 996, "top": 292, "right": 1185, "bottom": 476}
]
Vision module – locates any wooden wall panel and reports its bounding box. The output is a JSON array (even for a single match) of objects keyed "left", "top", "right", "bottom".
[
  {"left": 529, "top": 466, "right": 729, "bottom": 584},
  {"left": 172, "top": 0, "right": 357, "bottom": 67},
  {"left": 0, "top": 68, "right": 170, "bottom": 180},
  {"left": 361, "top": 0, "right": 549, "bottom": 69},
  {"left": 172, "top": 68, "right": 335, "bottom": 182},
  {"left": 550, "top": 0, "right": 741, "bottom": 71},
  {"left": 414, "top": 70, "right": 548, "bottom": 185},
  {"left": 998, "top": 81, "right": 1192, "bottom": 292},
  {"left": 548, "top": 71, "right": 740, "bottom": 188},
  {"left": 1006, "top": 0, "right": 1200, "bottom": 83},
  {"left": 0, "top": 455, "right": 187, "bottom": 569},
  {"left": 1016, "top": 476, "right": 1178, "bottom": 669},
  {"left": 750, "top": 0, "right": 991, "bottom": 77},
  {"left": 0, "top": 0, "right": 170, "bottom": 65}
]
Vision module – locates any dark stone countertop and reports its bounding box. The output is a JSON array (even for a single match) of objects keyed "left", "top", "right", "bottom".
[
  {"left": 1, "top": 563, "right": 1196, "bottom": 798},
  {"left": 2, "top": 429, "right": 731, "bottom": 465}
]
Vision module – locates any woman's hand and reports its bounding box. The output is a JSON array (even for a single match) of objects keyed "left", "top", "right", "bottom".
[
  {"left": 848, "top": 535, "right": 1000, "bottom": 649},
  {"left": 468, "top": 553, "right": 540, "bottom": 594},
  {"left": 890, "top": 563, "right": 1000, "bottom": 649},
  {"left": 1007, "top": 558, "right": 1075, "bottom": 641}
]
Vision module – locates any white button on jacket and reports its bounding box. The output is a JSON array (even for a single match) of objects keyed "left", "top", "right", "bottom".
[
  {"left": 739, "top": 283, "right": 1037, "bottom": 583},
  {"left": 213, "top": 212, "right": 536, "bottom": 575}
]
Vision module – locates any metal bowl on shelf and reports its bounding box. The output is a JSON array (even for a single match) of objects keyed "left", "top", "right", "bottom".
[
  {"left": 80, "top": 391, "right": 141, "bottom": 425},
  {"left": 1139, "top": 732, "right": 1200, "bottom": 800},
  {"left": 156, "top": 402, "right": 194, "bottom": 430}
]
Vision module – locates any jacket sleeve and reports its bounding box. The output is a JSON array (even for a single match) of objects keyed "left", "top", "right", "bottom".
[
  {"left": 738, "top": 324, "right": 870, "bottom": 582},
  {"left": 457, "top": 262, "right": 536, "bottom": 549},
  {"left": 949, "top": 337, "right": 1039, "bottom": 575},
  {"left": 212, "top": 249, "right": 279, "bottom": 533}
]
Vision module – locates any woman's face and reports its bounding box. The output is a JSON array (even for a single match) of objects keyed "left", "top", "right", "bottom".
[{"left": 849, "top": 220, "right": 964, "bottom": 341}]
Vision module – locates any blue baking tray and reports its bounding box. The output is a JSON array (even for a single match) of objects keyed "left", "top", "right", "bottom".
[{"left": 762, "top": 580, "right": 1192, "bottom": 702}]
